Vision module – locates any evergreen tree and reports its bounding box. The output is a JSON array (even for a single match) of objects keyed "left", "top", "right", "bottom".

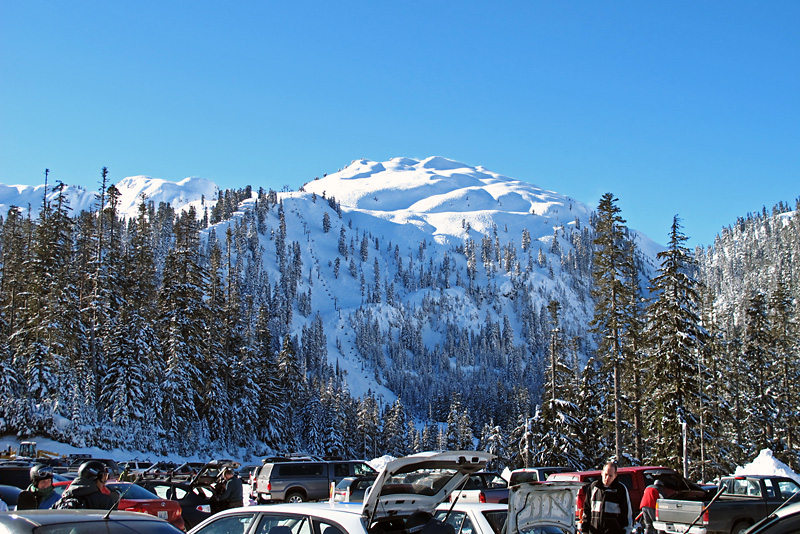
[
  {"left": 643, "top": 216, "right": 706, "bottom": 469},
  {"left": 589, "top": 193, "right": 631, "bottom": 462}
]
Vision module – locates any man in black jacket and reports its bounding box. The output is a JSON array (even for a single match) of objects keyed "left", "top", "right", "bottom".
[
  {"left": 55, "top": 460, "right": 120, "bottom": 510},
  {"left": 582, "top": 462, "right": 632, "bottom": 534}
]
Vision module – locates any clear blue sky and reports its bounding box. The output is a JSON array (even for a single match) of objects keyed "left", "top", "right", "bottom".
[{"left": 2, "top": 1, "right": 798, "bottom": 247}]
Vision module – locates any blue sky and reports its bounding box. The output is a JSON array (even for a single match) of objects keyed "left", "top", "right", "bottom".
[{"left": 1, "top": 1, "right": 798, "bottom": 247}]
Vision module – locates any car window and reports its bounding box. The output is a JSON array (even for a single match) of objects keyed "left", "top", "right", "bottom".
[
  {"left": 253, "top": 514, "right": 311, "bottom": 534},
  {"left": 460, "top": 515, "right": 476, "bottom": 534},
  {"left": 777, "top": 480, "right": 800, "bottom": 500},
  {"left": 481, "top": 510, "right": 507, "bottom": 534},
  {"left": 278, "top": 464, "right": 324, "bottom": 477},
  {"left": 485, "top": 474, "right": 507, "bottom": 489},
  {"left": 354, "top": 463, "right": 376, "bottom": 476},
  {"left": 316, "top": 520, "right": 347, "bottom": 534},
  {"left": 334, "top": 463, "right": 350, "bottom": 477},
  {"left": 174, "top": 487, "right": 189, "bottom": 499},
  {"left": 151, "top": 485, "right": 171, "bottom": 499},
  {"left": 196, "top": 486, "right": 215, "bottom": 498},
  {"left": 193, "top": 513, "right": 258, "bottom": 534},
  {"left": 435, "top": 510, "right": 467, "bottom": 533}
]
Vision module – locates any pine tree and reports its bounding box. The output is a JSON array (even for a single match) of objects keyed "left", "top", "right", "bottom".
[
  {"left": 590, "top": 193, "right": 631, "bottom": 462},
  {"left": 643, "top": 216, "right": 707, "bottom": 469}
]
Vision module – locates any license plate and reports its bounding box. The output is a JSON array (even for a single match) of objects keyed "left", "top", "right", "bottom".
[{"left": 158, "top": 511, "right": 168, "bottom": 519}]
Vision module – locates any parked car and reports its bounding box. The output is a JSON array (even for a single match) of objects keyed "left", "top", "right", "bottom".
[
  {"left": 190, "top": 451, "right": 493, "bottom": 534},
  {"left": 251, "top": 458, "right": 376, "bottom": 503},
  {"left": 332, "top": 475, "right": 378, "bottom": 502},
  {"left": 239, "top": 464, "right": 260, "bottom": 482},
  {"left": 434, "top": 502, "right": 509, "bottom": 534},
  {"left": 138, "top": 478, "right": 216, "bottom": 529},
  {"left": 121, "top": 460, "right": 155, "bottom": 475},
  {"left": 449, "top": 471, "right": 509, "bottom": 503},
  {"left": 747, "top": 500, "right": 800, "bottom": 534},
  {"left": 0, "top": 509, "right": 182, "bottom": 533},
  {"left": 509, "top": 467, "right": 572, "bottom": 485},
  {"left": 51, "top": 480, "right": 185, "bottom": 531},
  {"left": 653, "top": 475, "right": 800, "bottom": 534},
  {"left": 0, "top": 484, "right": 22, "bottom": 509}
]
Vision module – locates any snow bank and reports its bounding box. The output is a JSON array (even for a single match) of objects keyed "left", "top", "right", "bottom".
[
  {"left": 368, "top": 455, "right": 396, "bottom": 472},
  {"left": 735, "top": 449, "right": 800, "bottom": 484}
]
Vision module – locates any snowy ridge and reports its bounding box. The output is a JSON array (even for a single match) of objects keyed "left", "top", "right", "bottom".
[{"left": 302, "top": 157, "right": 591, "bottom": 245}]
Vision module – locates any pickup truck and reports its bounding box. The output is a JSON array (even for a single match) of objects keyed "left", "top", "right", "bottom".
[
  {"left": 653, "top": 475, "right": 800, "bottom": 534},
  {"left": 449, "top": 471, "right": 509, "bottom": 503}
]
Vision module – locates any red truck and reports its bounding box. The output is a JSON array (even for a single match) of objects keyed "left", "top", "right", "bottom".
[{"left": 548, "top": 466, "right": 708, "bottom": 530}]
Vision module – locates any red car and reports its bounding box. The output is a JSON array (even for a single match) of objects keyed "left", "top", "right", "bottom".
[{"left": 54, "top": 480, "right": 185, "bottom": 531}]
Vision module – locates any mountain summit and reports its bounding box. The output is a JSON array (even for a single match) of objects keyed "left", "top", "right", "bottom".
[{"left": 302, "top": 157, "right": 592, "bottom": 246}]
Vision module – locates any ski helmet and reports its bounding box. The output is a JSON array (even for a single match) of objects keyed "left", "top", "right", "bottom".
[
  {"left": 78, "top": 460, "right": 109, "bottom": 480},
  {"left": 30, "top": 464, "right": 54, "bottom": 483}
]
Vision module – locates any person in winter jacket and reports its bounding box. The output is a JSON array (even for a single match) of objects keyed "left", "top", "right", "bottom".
[
  {"left": 55, "top": 460, "right": 120, "bottom": 510},
  {"left": 640, "top": 479, "right": 673, "bottom": 534},
  {"left": 582, "top": 462, "right": 633, "bottom": 534},
  {"left": 211, "top": 466, "right": 244, "bottom": 511},
  {"left": 17, "top": 465, "right": 59, "bottom": 510}
]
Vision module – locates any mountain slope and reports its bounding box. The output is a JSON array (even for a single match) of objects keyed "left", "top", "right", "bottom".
[{"left": 0, "top": 157, "right": 660, "bottom": 413}]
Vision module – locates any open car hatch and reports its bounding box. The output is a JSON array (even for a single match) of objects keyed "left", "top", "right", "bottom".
[
  {"left": 507, "top": 481, "right": 583, "bottom": 534},
  {"left": 362, "top": 451, "right": 495, "bottom": 525}
]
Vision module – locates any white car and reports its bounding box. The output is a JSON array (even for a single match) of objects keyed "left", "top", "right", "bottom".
[
  {"left": 434, "top": 503, "right": 508, "bottom": 534},
  {"left": 187, "top": 451, "right": 494, "bottom": 534}
]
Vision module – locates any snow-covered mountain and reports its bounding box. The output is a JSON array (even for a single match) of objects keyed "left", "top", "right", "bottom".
[
  {"left": 0, "top": 157, "right": 661, "bottom": 407},
  {"left": 0, "top": 176, "right": 216, "bottom": 219}
]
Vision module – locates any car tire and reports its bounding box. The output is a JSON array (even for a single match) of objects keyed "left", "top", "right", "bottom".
[
  {"left": 285, "top": 492, "right": 306, "bottom": 503},
  {"left": 731, "top": 521, "right": 751, "bottom": 534}
]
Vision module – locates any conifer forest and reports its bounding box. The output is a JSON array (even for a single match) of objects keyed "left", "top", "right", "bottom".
[{"left": 1, "top": 174, "right": 799, "bottom": 482}]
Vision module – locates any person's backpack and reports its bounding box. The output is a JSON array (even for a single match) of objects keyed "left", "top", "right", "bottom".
[
  {"left": 54, "top": 494, "right": 88, "bottom": 509},
  {"left": 16, "top": 490, "right": 38, "bottom": 510}
]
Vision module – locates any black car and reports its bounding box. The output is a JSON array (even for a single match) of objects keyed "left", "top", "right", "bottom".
[
  {"left": 138, "top": 478, "right": 216, "bottom": 529},
  {"left": 0, "top": 484, "right": 22, "bottom": 509},
  {"left": 0, "top": 509, "right": 182, "bottom": 533}
]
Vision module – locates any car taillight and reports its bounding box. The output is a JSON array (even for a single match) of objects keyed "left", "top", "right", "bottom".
[
  {"left": 703, "top": 510, "right": 709, "bottom": 524},
  {"left": 267, "top": 482, "right": 272, "bottom": 491},
  {"left": 122, "top": 505, "right": 149, "bottom": 514},
  {"left": 479, "top": 492, "right": 486, "bottom": 503},
  {"left": 197, "top": 504, "right": 211, "bottom": 513}
]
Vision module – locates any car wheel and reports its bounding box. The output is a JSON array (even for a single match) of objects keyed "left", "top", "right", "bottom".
[
  {"left": 731, "top": 521, "right": 751, "bottom": 534},
  {"left": 286, "top": 492, "right": 305, "bottom": 503}
]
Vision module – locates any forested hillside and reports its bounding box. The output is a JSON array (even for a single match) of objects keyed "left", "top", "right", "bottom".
[{"left": 0, "top": 162, "right": 797, "bottom": 480}]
